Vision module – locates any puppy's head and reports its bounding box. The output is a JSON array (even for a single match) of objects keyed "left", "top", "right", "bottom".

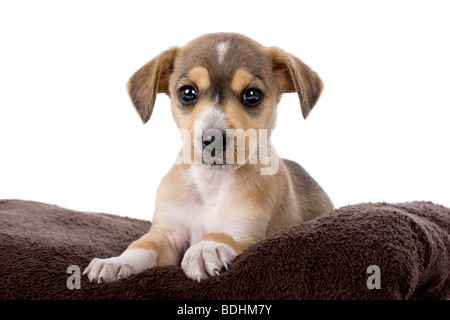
[{"left": 127, "top": 33, "right": 323, "bottom": 171}]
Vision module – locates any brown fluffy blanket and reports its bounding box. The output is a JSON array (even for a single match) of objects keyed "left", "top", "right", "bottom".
[{"left": 0, "top": 199, "right": 449, "bottom": 300}]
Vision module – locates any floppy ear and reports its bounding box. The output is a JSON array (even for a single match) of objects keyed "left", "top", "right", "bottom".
[
  {"left": 127, "top": 47, "right": 179, "bottom": 124},
  {"left": 268, "top": 47, "right": 324, "bottom": 119}
]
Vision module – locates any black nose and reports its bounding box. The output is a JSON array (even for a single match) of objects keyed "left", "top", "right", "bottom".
[{"left": 202, "top": 132, "right": 227, "bottom": 151}]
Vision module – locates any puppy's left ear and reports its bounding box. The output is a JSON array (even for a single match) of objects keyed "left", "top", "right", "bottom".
[
  {"left": 127, "top": 47, "right": 179, "bottom": 124},
  {"left": 268, "top": 47, "right": 324, "bottom": 119}
]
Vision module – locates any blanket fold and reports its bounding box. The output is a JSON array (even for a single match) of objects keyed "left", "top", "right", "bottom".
[{"left": 0, "top": 199, "right": 449, "bottom": 299}]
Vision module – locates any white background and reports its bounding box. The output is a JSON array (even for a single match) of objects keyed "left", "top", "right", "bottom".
[{"left": 1, "top": 0, "right": 449, "bottom": 221}]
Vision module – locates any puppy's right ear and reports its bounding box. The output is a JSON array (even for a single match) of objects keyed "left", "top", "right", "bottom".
[{"left": 127, "top": 47, "right": 178, "bottom": 124}]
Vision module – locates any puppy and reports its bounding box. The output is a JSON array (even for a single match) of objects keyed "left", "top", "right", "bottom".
[{"left": 84, "top": 33, "right": 333, "bottom": 282}]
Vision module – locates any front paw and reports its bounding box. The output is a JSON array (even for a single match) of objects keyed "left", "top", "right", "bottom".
[
  {"left": 83, "top": 248, "right": 157, "bottom": 283},
  {"left": 181, "top": 240, "right": 237, "bottom": 281}
]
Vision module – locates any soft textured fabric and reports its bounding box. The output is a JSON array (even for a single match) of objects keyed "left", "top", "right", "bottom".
[{"left": 0, "top": 199, "right": 449, "bottom": 300}]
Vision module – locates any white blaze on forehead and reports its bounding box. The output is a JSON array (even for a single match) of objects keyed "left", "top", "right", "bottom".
[{"left": 217, "top": 41, "right": 230, "bottom": 65}]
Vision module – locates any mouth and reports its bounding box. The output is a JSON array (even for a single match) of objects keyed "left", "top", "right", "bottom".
[
  {"left": 200, "top": 162, "right": 234, "bottom": 172},
  {"left": 201, "top": 148, "right": 231, "bottom": 166},
  {"left": 199, "top": 141, "right": 236, "bottom": 170},
  {"left": 195, "top": 134, "right": 256, "bottom": 168},
  {"left": 178, "top": 122, "right": 266, "bottom": 168}
]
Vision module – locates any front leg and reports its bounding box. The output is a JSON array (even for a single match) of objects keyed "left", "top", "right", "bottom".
[
  {"left": 181, "top": 232, "right": 252, "bottom": 281},
  {"left": 83, "top": 224, "right": 185, "bottom": 283}
]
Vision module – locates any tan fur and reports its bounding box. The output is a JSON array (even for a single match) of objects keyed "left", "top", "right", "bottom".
[
  {"left": 172, "top": 99, "right": 212, "bottom": 163},
  {"left": 127, "top": 47, "right": 179, "bottom": 123},
  {"left": 200, "top": 232, "right": 249, "bottom": 254},
  {"left": 188, "top": 66, "right": 211, "bottom": 91},
  {"left": 266, "top": 46, "right": 324, "bottom": 119},
  {"left": 127, "top": 224, "right": 184, "bottom": 266},
  {"left": 230, "top": 68, "right": 262, "bottom": 93},
  {"left": 85, "top": 33, "right": 333, "bottom": 283}
]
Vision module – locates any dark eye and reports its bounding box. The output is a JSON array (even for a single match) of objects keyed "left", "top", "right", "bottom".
[
  {"left": 178, "top": 85, "right": 198, "bottom": 106},
  {"left": 242, "top": 88, "right": 263, "bottom": 107}
]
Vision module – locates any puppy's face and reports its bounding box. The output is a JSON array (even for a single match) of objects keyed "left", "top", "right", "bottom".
[{"left": 127, "top": 33, "right": 323, "bottom": 171}]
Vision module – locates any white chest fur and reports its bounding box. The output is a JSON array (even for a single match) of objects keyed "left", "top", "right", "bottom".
[
  {"left": 190, "top": 166, "right": 233, "bottom": 204},
  {"left": 181, "top": 166, "right": 236, "bottom": 244}
]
